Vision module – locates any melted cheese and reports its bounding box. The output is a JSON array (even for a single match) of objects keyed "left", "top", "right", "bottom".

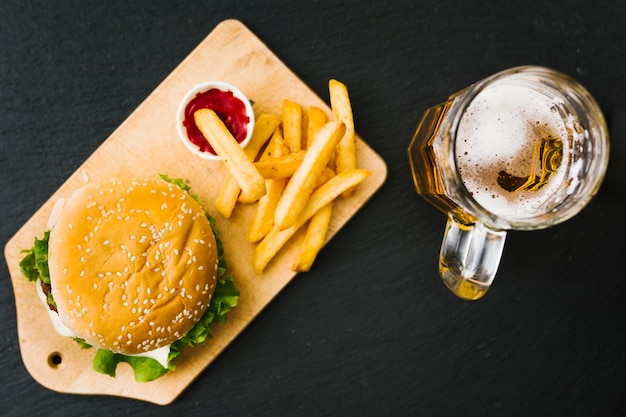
[{"left": 36, "top": 279, "right": 171, "bottom": 369}]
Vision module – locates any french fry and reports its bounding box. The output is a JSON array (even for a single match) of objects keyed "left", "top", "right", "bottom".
[
  {"left": 237, "top": 127, "right": 287, "bottom": 204},
  {"left": 273, "top": 121, "right": 345, "bottom": 230},
  {"left": 254, "top": 151, "right": 305, "bottom": 180},
  {"left": 194, "top": 109, "right": 266, "bottom": 202},
  {"left": 316, "top": 167, "right": 336, "bottom": 188},
  {"left": 215, "top": 113, "right": 279, "bottom": 217},
  {"left": 253, "top": 168, "right": 371, "bottom": 273},
  {"left": 306, "top": 106, "right": 327, "bottom": 149},
  {"left": 247, "top": 177, "right": 287, "bottom": 242},
  {"left": 292, "top": 201, "right": 333, "bottom": 272},
  {"left": 295, "top": 106, "right": 335, "bottom": 271},
  {"left": 282, "top": 99, "right": 303, "bottom": 152},
  {"left": 329, "top": 79, "right": 356, "bottom": 197},
  {"left": 215, "top": 176, "right": 241, "bottom": 218},
  {"left": 247, "top": 134, "right": 290, "bottom": 242},
  {"left": 273, "top": 127, "right": 291, "bottom": 155}
]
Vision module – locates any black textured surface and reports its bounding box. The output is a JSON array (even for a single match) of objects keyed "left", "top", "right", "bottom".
[{"left": 1, "top": 1, "right": 625, "bottom": 416}]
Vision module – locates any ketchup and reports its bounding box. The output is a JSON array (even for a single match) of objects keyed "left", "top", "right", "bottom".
[{"left": 182, "top": 88, "right": 250, "bottom": 155}]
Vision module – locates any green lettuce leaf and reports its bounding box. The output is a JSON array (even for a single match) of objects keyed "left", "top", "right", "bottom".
[
  {"left": 93, "top": 350, "right": 169, "bottom": 382},
  {"left": 19, "top": 230, "right": 51, "bottom": 284}
]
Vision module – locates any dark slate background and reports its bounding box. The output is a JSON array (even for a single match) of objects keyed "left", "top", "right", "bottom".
[{"left": 1, "top": 1, "right": 625, "bottom": 416}]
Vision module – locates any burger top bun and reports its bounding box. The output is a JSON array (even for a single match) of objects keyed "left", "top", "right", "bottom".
[{"left": 48, "top": 178, "right": 218, "bottom": 355}]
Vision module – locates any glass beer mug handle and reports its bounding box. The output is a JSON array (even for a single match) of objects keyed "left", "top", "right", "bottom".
[{"left": 439, "top": 214, "right": 506, "bottom": 300}]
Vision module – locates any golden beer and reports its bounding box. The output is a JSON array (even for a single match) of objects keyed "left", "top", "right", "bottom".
[{"left": 408, "top": 66, "right": 609, "bottom": 300}]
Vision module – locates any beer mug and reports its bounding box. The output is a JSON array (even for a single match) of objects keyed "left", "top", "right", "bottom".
[{"left": 408, "top": 66, "right": 609, "bottom": 300}]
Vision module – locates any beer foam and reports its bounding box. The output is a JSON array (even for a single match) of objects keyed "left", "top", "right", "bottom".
[{"left": 455, "top": 82, "right": 570, "bottom": 219}]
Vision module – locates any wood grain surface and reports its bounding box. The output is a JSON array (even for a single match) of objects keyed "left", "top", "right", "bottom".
[{"left": 3, "top": 19, "right": 387, "bottom": 405}]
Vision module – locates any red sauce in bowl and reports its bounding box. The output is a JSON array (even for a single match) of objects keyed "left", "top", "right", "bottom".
[{"left": 182, "top": 88, "right": 250, "bottom": 155}]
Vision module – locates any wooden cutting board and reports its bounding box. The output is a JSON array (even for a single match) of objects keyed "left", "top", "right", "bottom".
[{"left": 4, "top": 19, "right": 387, "bottom": 405}]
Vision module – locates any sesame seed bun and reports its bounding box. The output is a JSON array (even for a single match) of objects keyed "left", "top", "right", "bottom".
[{"left": 48, "top": 178, "right": 218, "bottom": 355}]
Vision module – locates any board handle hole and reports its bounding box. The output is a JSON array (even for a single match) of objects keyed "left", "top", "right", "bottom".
[{"left": 48, "top": 352, "right": 63, "bottom": 369}]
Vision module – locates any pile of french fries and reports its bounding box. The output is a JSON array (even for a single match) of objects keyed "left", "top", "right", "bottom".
[{"left": 193, "top": 80, "right": 371, "bottom": 274}]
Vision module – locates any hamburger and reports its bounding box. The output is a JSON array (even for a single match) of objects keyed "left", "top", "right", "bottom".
[{"left": 19, "top": 175, "right": 239, "bottom": 382}]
